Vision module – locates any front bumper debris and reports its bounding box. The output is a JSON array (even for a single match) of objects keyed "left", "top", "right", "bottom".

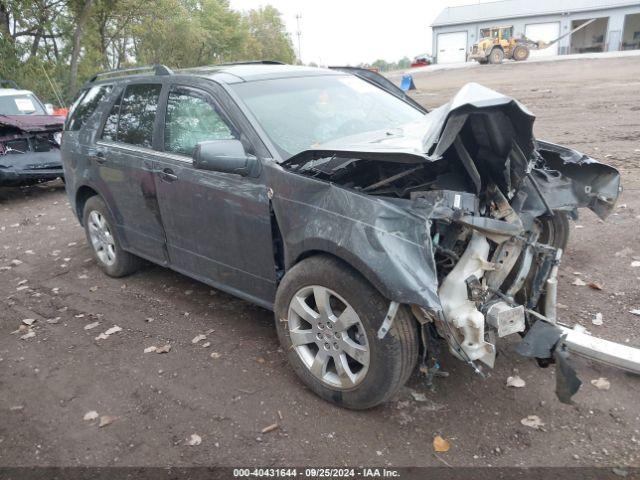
[{"left": 557, "top": 325, "right": 640, "bottom": 375}]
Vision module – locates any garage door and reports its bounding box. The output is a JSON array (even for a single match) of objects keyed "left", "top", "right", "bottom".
[
  {"left": 525, "top": 22, "right": 560, "bottom": 58},
  {"left": 437, "top": 31, "right": 467, "bottom": 64}
]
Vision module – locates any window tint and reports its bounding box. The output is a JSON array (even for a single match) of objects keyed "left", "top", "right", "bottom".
[
  {"left": 101, "top": 83, "right": 161, "bottom": 147},
  {"left": 65, "top": 85, "right": 112, "bottom": 131},
  {"left": 101, "top": 90, "right": 121, "bottom": 142},
  {"left": 164, "top": 87, "right": 236, "bottom": 156}
]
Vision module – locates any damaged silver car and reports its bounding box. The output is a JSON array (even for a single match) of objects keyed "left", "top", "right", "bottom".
[{"left": 61, "top": 63, "right": 637, "bottom": 409}]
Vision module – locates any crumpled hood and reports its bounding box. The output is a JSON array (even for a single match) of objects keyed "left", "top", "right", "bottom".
[
  {"left": 283, "top": 82, "right": 535, "bottom": 166},
  {"left": 0, "top": 114, "right": 64, "bottom": 133}
]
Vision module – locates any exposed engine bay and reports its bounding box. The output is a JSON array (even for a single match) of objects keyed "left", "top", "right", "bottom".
[
  {"left": 0, "top": 114, "right": 64, "bottom": 185},
  {"left": 276, "top": 83, "right": 634, "bottom": 403}
]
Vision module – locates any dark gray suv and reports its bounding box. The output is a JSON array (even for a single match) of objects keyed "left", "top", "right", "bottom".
[{"left": 61, "top": 63, "right": 623, "bottom": 408}]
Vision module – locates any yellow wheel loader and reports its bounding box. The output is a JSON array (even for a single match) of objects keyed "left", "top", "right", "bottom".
[{"left": 468, "top": 19, "right": 596, "bottom": 64}]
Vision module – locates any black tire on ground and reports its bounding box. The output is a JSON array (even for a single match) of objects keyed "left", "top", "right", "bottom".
[
  {"left": 489, "top": 48, "right": 504, "bottom": 64},
  {"left": 274, "top": 255, "right": 419, "bottom": 410},
  {"left": 513, "top": 45, "right": 530, "bottom": 61},
  {"left": 82, "top": 195, "right": 143, "bottom": 277}
]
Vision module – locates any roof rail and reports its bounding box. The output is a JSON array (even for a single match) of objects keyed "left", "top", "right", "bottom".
[
  {"left": 177, "top": 60, "right": 286, "bottom": 73},
  {"left": 89, "top": 64, "right": 173, "bottom": 83},
  {"left": 0, "top": 79, "right": 20, "bottom": 89},
  {"left": 219, "top": 60, "right": 285, "bottom": 66}
]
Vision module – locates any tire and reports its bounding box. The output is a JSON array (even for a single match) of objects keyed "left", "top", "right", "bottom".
[
  {"left": 517, "top": 211, "right": 570, "bottom": 317},
  {"left": 537, "top": 211, "right": 570, "bottom": 253},
  {"left": 488, "top": 48, "right": 504, "bottom": 64},
  {"left": 82, "top": 195, "right": 142, "bottom": 277},
  {"left": 274, "top": 255, "right": 419, "bottom": 409},
  {"left": 513, "top": 45, "right": 530, "bottom": 61},
  {"left": 478, "top": 58, "right": 488, "bottom": 64}
]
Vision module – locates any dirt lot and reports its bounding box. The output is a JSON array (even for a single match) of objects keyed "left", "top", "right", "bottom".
[{"left": 1, "top": 56, "right": 639, "bottom": 468}]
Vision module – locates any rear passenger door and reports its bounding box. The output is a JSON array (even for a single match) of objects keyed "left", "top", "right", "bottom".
[
  {"left": 152, "top": 83, "right": 277, "bottom": 307},
  {"left": 95, "top": 82, "right": 168, "bottom": 263}
]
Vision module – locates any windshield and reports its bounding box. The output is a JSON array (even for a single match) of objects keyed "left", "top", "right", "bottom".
[
  {"left": 232, "top": 75, "right": 425, "bottom": 159},
  {"left": 0, "top": 93, "right": 47, "bottom": 115}
]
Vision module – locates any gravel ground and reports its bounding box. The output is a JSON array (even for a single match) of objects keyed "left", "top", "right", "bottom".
[{"left": 1, "top": 55, "right": 639, "bottom": 468}]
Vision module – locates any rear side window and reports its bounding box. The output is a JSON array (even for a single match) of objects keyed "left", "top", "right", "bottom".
[
  {"left": 101, "top": 91, "right": 121, "bottom": 142},
  {"left": 65, "top": 84, "right": 112, "bottom": 131},
  {"left": 101, "top": 83, "right": 161, "bottom": 148}
]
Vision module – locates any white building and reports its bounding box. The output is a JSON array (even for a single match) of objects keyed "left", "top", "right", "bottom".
[{"left": 432, "top": 0, "right": 640, "bottom": 63}]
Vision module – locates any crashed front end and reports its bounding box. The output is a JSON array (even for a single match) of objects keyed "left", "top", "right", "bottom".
[
  {"left": 0, "top": 114, "right": 64, "bottom": 186},
  {"left": 274, "top": 83, "right": 634, "bottom": 402}
]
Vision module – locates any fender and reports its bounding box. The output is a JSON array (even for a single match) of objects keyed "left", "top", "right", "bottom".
[{"left": 264, "top": 162, "right": 442, "bottom": 312}]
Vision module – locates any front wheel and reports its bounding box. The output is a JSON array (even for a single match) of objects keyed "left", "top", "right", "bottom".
[
  {"left": 489, "top": 48, "right": 504, "bottom": 64},
  {"left": 275, "top": 255, "right": 419, "bottom": 409}
]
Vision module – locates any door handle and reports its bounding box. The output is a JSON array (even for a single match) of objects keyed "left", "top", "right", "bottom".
[
  {"left": 89, "top": 150, "right": 106, "bottom": 164},
  {"left": 159, "top": 168, "right": 178, "bottom": 182}
]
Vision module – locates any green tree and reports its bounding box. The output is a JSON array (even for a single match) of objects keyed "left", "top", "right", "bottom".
[
  {"left": 243, "top": 5, "right": 295, "bottom": 64},
  {"left": 0, "top": 0, "right": 298, "bottom": 103},
  {"left": 397, "top": 56, "right": 411, "bottom": 69}
]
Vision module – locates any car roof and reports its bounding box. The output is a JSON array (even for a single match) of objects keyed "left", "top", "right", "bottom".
[
  {"left": 88, "top": 64, "right": 345, "bottom": 88},
  {"left": 0, "top": 88, "right": 36, "bottom": 97},
  {"left": 183, "top": 64, "right": 343, "bottom": 83}
]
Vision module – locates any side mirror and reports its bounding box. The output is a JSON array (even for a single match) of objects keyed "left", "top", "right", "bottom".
[{"left": 192, "top": 139, "right": 258, "bottom": 177}]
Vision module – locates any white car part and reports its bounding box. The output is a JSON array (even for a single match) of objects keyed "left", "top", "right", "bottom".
[
  {"left": 439, "top": 232, "right": 496, "bottom": 367},
  {"left": 543, "top": 248, "right": 562, "bottom": 323},
  {"left": 486, "top": 302, "right": 525, "bottom": 337},
  {"left": 557, "top": 325, "right": 640, "bottom": 375}
]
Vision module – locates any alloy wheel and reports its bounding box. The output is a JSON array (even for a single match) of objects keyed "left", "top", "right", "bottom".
[{"left": 287, "top": 285, "right": 370, "bottom": 389}]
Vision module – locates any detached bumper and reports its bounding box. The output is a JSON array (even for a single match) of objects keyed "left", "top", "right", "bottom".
[{"left": 558, "top": 325, "right": 640, "bottom": 375}]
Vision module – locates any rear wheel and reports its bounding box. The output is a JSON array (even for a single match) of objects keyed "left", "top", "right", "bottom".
[
  {"left": 274, "top": 255, "right": 419, "bottom": 409},
  {"left": 489, "top": 48, "right": 504, "bottom": 64},
  {"left": 513, "top": 45, "right": 530, "bottom": 61},
  {"left": 82, "top": 196, "right": 143, "bottom": 277}
]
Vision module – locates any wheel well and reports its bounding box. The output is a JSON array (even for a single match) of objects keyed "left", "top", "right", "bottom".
[
  {"left": 75, "top": 186, "right": 99, "bottom": 225},
  {"left": 290, "top": 249, "right": 390, "bottom": 307}
]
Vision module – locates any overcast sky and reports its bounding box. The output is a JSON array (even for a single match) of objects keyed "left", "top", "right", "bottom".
[{"left": 229, "top": 0, "right": 486, "bottom": 65}]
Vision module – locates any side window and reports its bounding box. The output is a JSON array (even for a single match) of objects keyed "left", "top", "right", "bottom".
[
  {"left": 164, "top": 86, "right": 236, "bottom": 156},
  {"left": 101, "top": 83, "right": 161, "bottom": 147},
  {"left": 117, "top": 83, "right": 161, "bottom": 147},
  {"left": 101, "top": 90, "right": 121, "bottom": 142},
  {"left": 65, "top": 84, "right": 112, "bottom": 131}
]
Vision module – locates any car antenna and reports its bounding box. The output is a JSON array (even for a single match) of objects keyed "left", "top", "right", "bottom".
[{"left": 41, "top": 65, "right": 66, "bottom": 109}]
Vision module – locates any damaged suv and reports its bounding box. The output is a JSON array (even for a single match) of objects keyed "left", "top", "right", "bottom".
[{"left": 62, "top": 63, "right": 634, "bottom": 409}]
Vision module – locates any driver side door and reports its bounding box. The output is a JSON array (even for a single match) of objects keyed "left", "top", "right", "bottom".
[{"left": 152, "top": 83, "right": 277, "bottom": 307}]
